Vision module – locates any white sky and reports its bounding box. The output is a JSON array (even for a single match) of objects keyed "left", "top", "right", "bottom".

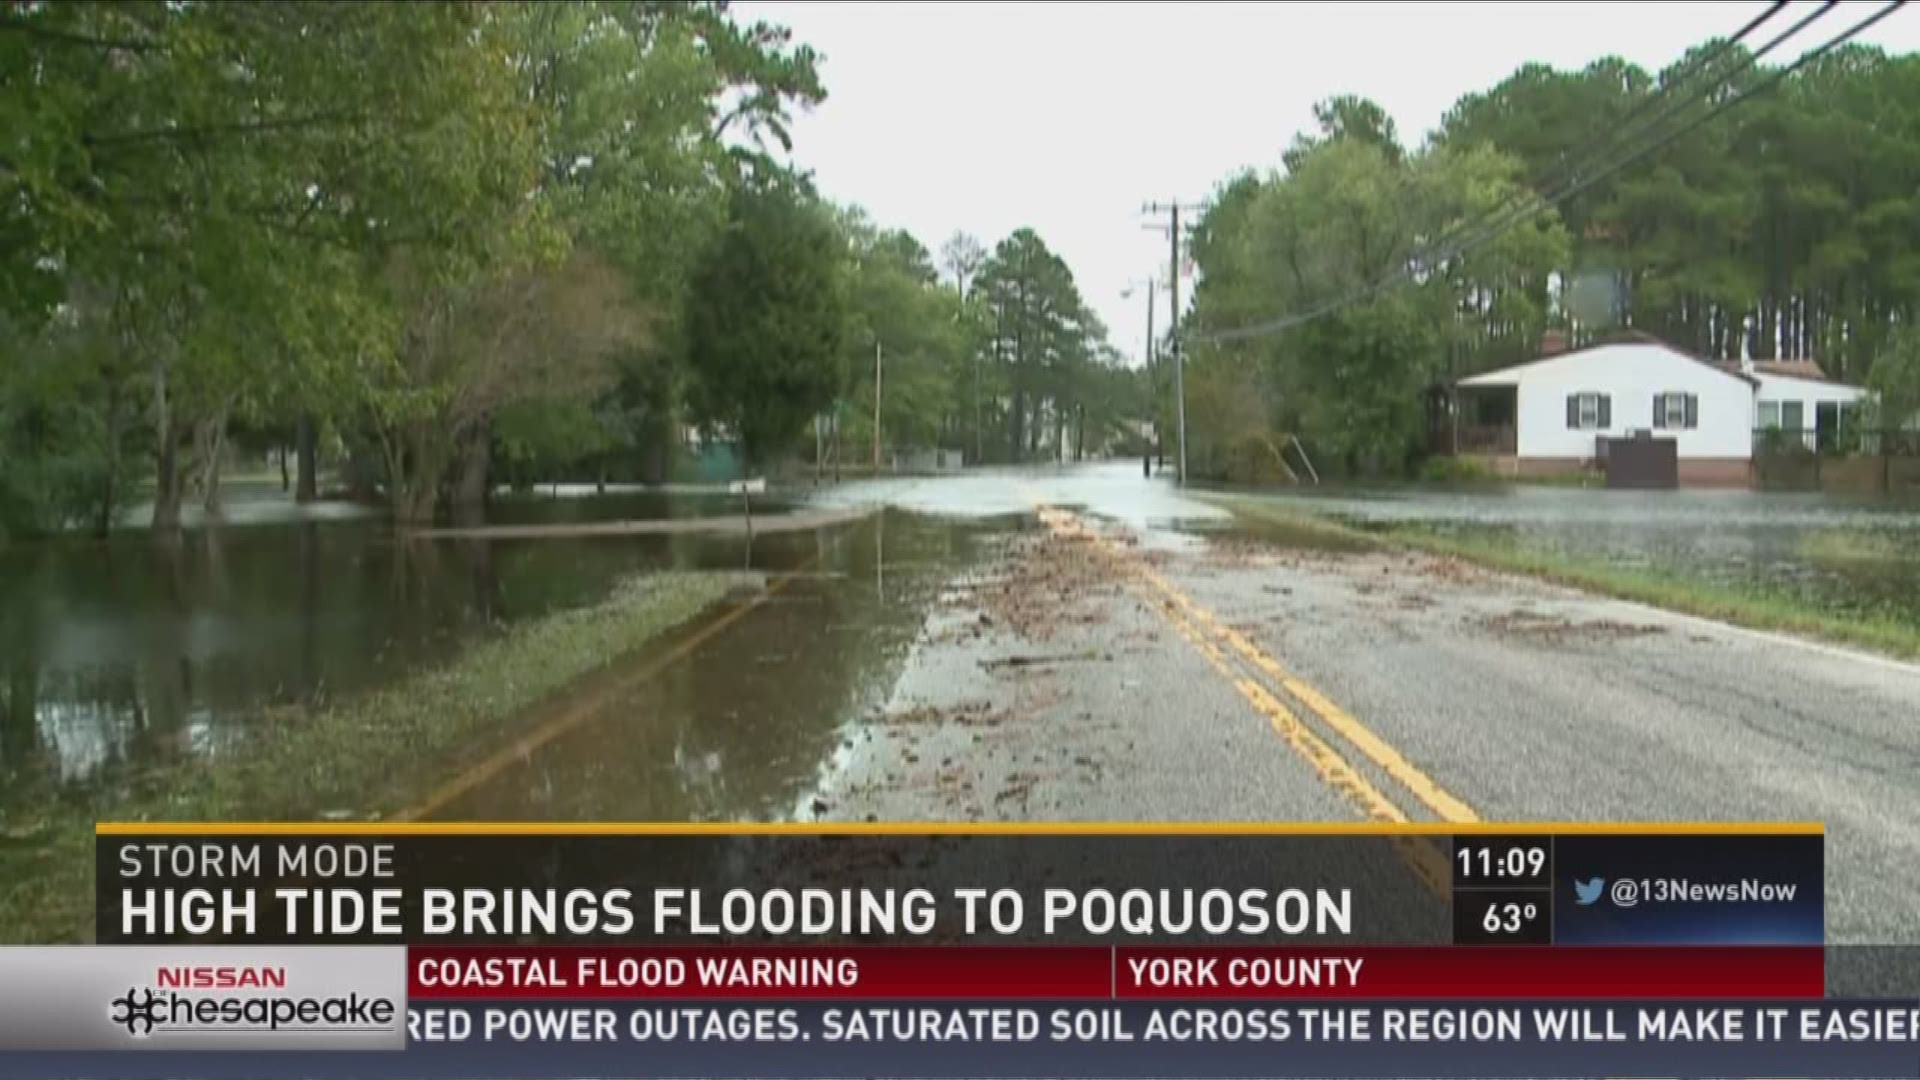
[{"left": 735, "top": 1, "right": 1920, "bottom": 366}]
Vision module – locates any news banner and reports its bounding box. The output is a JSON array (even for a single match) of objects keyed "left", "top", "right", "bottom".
[{"left": 4, "top": 823, "right": 1920, "bottom": 1077}]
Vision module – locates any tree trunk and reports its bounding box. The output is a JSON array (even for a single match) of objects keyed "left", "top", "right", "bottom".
[
  {"left": 294, "top": 413, "right": 319, "bottom": 503},
  {"left": 93, "top": 381, "right": 123, "bottom": 539},
  {"left": 380, "top": 424, "right": 440, "bottom": 526},
  {"left": 453, "top": 418, "right": 491, "bottom": 528},
  {"left": 195, "top": 407, "right": 230, "bottom": 517},
  {"left": 150, "top": 355, "right": 182, "bottom": 538},
  {"left": 1008, "top": 388, "right": 1025, "bottom": 463}
]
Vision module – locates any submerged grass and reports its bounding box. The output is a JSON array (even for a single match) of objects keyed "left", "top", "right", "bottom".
[
  {"left": 0, "top": 570, "right": 757, "bottom": 942},
  {"left": 1204, "top": 494, "right": 1920, "bottom": 662},
  {"left": 1799, "top": 529, "right": 1912, "bottom": 567}
]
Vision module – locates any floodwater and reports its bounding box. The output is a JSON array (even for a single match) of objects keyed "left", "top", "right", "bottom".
[
  {"left": 0, "top": 485, "right": 1006, "bottom": 827},
  {"left": 426, "top": 510, "right": 1017, "bottom": 821},
  {"left": 1220, "top": 483, "right": 1920, "bottom": 623},
  {"left": 11, "top": 464, "right": 1918, "bottom": 829}
]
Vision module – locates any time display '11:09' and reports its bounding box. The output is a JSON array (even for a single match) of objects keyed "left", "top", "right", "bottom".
[{"left": 1455, "top": 843, "right": 1548, "bottom": 883}]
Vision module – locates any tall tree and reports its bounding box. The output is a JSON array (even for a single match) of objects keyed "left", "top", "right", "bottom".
[
  {"left": 684, "top": 175, "right": 849, "bottom": 469},
  {"left": 1189, "top": 96, "right": 1567, "bottom": 477},
  {"left": 939, "top": 232, "right": 988, "bottom": 301},
  {"left": 973, "top": 230, "right": 1105, "bottom": 463}
]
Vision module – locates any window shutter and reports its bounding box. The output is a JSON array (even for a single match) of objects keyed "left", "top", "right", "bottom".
[
  {"left": 1567, "top": 394, "right": 1579, "bottom": 429},
  {"left": 1598, "top": 394, "right": 1612, "bottom": 429},
  {"left": 1685, "top": 393, "right": 1698, "bottom": 429}
]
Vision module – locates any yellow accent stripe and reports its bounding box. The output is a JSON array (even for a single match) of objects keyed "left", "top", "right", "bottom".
[{"left": 94, "top": 821, "right": 1823, "bottom": 836}]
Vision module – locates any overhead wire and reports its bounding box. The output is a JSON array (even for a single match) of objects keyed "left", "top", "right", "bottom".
[
  {"left": 1194, "top": 0, "right": 1901, "bottom": 346},
  {"left": 1406, "top": 0, "right": 1796, "bottom": 274}
]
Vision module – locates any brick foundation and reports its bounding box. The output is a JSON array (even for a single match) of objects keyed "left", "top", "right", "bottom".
[
  {"left": 1470, "top": 455, "right": 1755, "bottom": 488},
  {"left": 1674, "top": 458, "right": 1753, "bottom": 488}
]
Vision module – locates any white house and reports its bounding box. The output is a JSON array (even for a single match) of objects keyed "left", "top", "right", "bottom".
[
  {"left": 1452, "top": 334, "right": 1868, "bottom": 486},
  {"left": 1725, "top": 360, "right": 1872, "bottom": 452}
]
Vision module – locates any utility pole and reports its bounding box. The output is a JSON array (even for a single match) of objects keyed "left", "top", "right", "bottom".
[
  {"left": 872, "top": 338, "right": 883, "bottom": 472},
  {"left": 1145, "top": 279, "right": 1157, "bottom": 467},
  {"left": 1144, "top": 199, "right": 1202, "bottom": 485},
  {"left": 1122, "top": 276, "right": 1159, "bottom": 468}
]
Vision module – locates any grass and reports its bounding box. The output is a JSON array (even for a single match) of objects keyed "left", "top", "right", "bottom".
[
  {"left": 1512, "top": 469, "right": 1606, "bottom": 489},
  {"left": 1201, "top": 496, "right": 1382, "bottom": 553},
  {"left": 0, "top": 569, "right": 757, "bottom": 943},
  {"left": 1203, "top": 494, "right": 1920, "bottom": 661},
  {"left": 1799, "top": 529, "right": 1911, "bottom": 567},
  {"left": 1413, "top": 456, "right": 1505, "bottom": 485}
]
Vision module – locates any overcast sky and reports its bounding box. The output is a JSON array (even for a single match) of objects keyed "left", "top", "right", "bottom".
[{"left": 733, "top": 1, "right": 1920, "bottom": 366}]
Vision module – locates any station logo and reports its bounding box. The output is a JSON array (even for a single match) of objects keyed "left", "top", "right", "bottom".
[
  {"left": 0, "top": 947, "right": 404, "bottom": 1052},
  {"left": 104, "top": 965, "right": 394, "bottom": 1040},
  {"left": 110, "top": 987, "right": 165, "bottom": 1036}
]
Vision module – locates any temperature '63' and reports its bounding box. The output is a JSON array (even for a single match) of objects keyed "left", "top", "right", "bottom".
[{"left": 1453, "top": 890, "right": 1551, "bottom": 945}]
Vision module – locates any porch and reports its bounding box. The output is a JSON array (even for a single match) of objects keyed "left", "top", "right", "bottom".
[{"left": 1429, "top": 384, "right": 1516, "bottom": 455}]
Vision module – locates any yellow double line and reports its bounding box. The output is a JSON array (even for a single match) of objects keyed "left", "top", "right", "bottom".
[{"left": 1033, "top": 506, "right": 1477, "bottom": 888}]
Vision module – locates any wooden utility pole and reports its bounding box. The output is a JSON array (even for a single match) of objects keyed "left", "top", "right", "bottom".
[
  {"left": 1145, "top": 279, "right": 1157, "bottom": 467},
  {"left": 1144, "top": 199, "right": 1203, "bottom": 485}
]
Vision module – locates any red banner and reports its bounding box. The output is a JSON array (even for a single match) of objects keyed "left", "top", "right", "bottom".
[
  {"left": 1114, "top": 946, "right": 1821, "bottom": 999},
  {"left": 410, "top": 945, "right": 1110, "bottom": 999},
  {"left": 408, "top": 945, "right": 1819, "bottom": 1000}
]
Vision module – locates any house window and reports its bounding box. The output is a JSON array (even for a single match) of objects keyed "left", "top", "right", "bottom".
[
  {"left": 1565, "top": 392, "right": 1610, "bottom": 431},
  {"left": 1653, "top": 392, "right": 1698, "bottom": 430},
  {"left": 1780, "top": 400, "right": 1804, "bottom": 432},
  {"left": 1758, "top": 401, "right": 1781, "bottom": 429}
]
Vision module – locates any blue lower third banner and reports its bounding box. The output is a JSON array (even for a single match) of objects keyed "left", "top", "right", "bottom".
[{"left": 4, "top": 1000, "right": 1920, "bottom": 1078}]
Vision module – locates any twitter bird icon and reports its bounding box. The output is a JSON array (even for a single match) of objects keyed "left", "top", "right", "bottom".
[{"left": 1573, "top": 878, "right": 1606, "bottom": 906}]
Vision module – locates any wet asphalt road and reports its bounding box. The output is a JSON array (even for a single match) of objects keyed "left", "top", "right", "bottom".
[
  {"left": 804, "top": 462, "right": 1920, "bottom": 948},
  {"left": 420, "top": 461, "right": 1920, "bottom": 951}
]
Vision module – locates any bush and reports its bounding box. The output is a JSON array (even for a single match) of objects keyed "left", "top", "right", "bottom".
[{"left": 1415, "top": 456, "right": 1500, "bottom": 484}]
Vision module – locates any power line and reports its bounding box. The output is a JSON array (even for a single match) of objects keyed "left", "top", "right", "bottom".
[
  {"left": 1196, "top": 0, "right": 1900, "bottom": 347},
  {"left": 1415, "top": 0, "right": 1835, "bottom": 281},
  {"left": 1200, "top": 1, "right": 1830, "bottom": 345},
  {"left": 1411, "top": 0, "right": 1795, "bottom": 273}
]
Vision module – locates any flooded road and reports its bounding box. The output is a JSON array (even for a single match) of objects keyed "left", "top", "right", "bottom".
[
  {"left": 795, "top": 464, "right": 1920, "bottom": 955},
  {"left": 7, "top": 463, "right": 1920, "bottom": 954}
]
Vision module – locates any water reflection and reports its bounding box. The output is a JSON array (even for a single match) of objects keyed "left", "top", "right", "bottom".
[
  {"left": 0, "top": 507, "right": 996, "bottom": 829},
  {"left": 427, "top": 511, "right": 1006, "bottom": 822}
]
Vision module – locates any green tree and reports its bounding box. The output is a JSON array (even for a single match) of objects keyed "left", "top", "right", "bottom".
[
  {"left": 830, "top": 213, "right": 971, "bottom": 461},
  {"left": 684, "top": 176, "right": 849, "bottom": 469},
  {"left": 1, "top": 1, "right": 828, "bottom": 534},
  {"left": 973, "top": 229, "right": 1106, "bottom": 463},
  {"left": 1188, "top": 95, "right": 1567, "bottom": 477},
  {"left": 1868, "top": 325, "right": 1920, "bottom": 430}
]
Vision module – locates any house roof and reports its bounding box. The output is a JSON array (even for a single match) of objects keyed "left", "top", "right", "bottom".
[
  {"left": 1458, "top": 332, "right": 1758, "bottom": 389},
  {"left": 1711, "top": 359, "right": 1833, "bottom": 382}
]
